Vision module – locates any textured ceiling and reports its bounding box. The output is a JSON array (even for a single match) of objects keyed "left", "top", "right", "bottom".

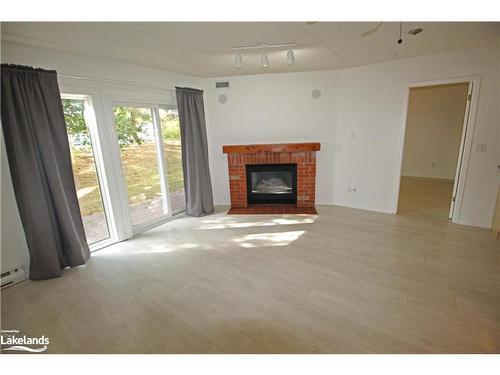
[{"left": 2, "top": 22, "right": 499, "bottom": 77}]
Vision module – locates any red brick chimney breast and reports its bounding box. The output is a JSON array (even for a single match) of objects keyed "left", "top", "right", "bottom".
[{"left": 223, "top": 143, "right": 320, "bottom": 210}]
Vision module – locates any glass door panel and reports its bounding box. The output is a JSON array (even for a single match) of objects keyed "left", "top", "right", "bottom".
[
  {"left": 112, "top": 106, "right": 166, "bottom": 227},
  {"left": 159, "top": 108, "right": 186, "bottom": 213},
  {"left": 62, "top": 98, "right": 110, "bottom": 245}
]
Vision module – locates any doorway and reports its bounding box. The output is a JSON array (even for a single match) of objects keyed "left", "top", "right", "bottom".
[{"left": 397, "top": 81, "right": 473, "bottom": 221}]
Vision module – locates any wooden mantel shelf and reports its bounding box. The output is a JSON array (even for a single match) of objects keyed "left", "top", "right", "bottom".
[{"left": 222, "top": 142, "right": 320, "bottom": 154}]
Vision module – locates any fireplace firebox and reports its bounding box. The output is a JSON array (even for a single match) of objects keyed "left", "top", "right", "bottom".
[{"left": 246, "top": 164, "right": 297, "bottom": 204}]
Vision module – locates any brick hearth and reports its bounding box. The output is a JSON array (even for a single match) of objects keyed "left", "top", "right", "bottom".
[
  {"left": 227, "top": 205, "right": 318, "bottom": 215},
  {"left": 223, "top": 143, "right": 320, "bottom": 213}
]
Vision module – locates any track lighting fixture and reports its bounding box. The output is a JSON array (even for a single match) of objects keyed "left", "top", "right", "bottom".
[
  {"left": 232, "top": 43, "right": 296, "bottom": 69},
  {"left": 287, "top": 49, "right": 295, "bottom": 65}
]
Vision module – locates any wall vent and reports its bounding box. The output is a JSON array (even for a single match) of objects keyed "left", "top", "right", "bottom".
[
  {"left": 215, "top": 81, "right": 230, "bottom": 89},
  {"left": 1, "top": 267, "right": 27, "bottom": 289}
]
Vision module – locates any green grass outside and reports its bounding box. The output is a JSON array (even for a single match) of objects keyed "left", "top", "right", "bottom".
[{"left": 71, "top": 140, "right": 183, "bottom": 217}]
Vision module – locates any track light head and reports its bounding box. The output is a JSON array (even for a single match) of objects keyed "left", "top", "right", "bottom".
[
  {"left": 235, "top": 52, "right": 243, "bottom": 69},
  {"left": 261, "top": 50, "right": 269, "bottom": 68},
  {"left": 287, "top": 49, "right": 295, "bottom": 65}
]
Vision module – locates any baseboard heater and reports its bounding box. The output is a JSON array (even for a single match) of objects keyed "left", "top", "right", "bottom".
[{"left": 1, "top": 267, "right": 27, "bottom": 289}]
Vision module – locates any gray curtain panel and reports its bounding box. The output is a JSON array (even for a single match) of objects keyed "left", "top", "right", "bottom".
[
  {"left": 1, "top": 64, "right": 90, "bottom": 280},
  {"left": 175, "top": 87, "right": 214, "bottom": 216}
]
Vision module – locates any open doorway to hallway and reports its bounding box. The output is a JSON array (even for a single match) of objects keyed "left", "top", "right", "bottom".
[{"left": 397, "top": 82, "right": 472, "bottom": 220}]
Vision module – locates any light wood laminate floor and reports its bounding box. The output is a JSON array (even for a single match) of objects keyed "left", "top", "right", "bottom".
[
  {"left": 398, "top": 176, "right": 454, "bottom": 220},
  {"left": 1, "top": 205, "right": 499, "bottom": 353}
]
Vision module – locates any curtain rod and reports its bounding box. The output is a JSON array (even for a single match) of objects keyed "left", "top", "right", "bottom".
[{"left": 58, "top": 74, "right": 177, "bottom": 91}]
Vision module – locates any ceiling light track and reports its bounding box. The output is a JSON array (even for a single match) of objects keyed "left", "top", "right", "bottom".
[
  {"left": 233, "top": 42, "right": 297, "bottom": 69},
  {"left": 232, "top": 42, "right": 296, "bottom": 51}
]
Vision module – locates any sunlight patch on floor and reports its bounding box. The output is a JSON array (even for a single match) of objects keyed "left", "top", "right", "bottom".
[
  {"left": 197, "top": 216, "right": 316, "bottom": 230},
  {"left": 93, "top": 241, "right": 202, "bottom": 256},
  {"left": 233, "top": 230, "right": 305, "bottom": 248}
]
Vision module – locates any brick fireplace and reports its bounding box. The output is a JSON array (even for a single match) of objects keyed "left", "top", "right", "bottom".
[{"left": 222, "top": 143, "right": 320, "bottom": 214}]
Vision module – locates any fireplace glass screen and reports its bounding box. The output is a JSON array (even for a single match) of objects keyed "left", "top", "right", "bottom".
[
  {"left": 251, "top": 171, "right": 292, "bottom": 194},
  {"left": 246, "top": 164, "right": 297, "bottom": 204}
]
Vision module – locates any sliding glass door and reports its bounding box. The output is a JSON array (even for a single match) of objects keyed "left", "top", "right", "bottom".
[
  {"left": 60, "top": 90, "right": 185, "bottom": 249},
  {"left": 62, "top": 96, "right": 111, "bottom": 245},
  {"left": 111, "top": 104, "right": 185, "bottom": 231}
]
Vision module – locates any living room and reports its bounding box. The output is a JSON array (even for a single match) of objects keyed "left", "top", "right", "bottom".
[{"left": 1, "top": 2, "right": 499, "bottom": 373}]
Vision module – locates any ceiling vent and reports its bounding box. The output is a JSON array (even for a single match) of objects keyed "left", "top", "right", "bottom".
[{"left": 216, "top": 81, "right": 230, "bottom": 89}]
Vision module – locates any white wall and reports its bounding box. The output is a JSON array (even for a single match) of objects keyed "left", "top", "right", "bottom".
[
  {"left": 205, "top": 46, "right": 500, "bottom": 227},
  {"left": 0, "top": 42, "right": 203, "bottom": 275},
  {"left": 0, "top": 42, "right": 201, "bottom": 91},
  {"left": 402, "top": 83, "right": 469, "bottom": 180},
  {"left": 204, "top": 72, "right": 339, "bottom": 208}
]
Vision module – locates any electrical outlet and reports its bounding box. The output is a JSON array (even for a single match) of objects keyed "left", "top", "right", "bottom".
[
  {"left": 431, "top": 162, "right": 435, "bottom": 168},
  {"left": 352, "top": 186, "right": 358, "bottom": 193}
]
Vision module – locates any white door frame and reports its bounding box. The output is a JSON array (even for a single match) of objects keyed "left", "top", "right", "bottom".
[
  {"left": 449, "top": 82, "right": 474, "bottom": 219},
  {"left": 393, "top": 75, "right": 482, "bottom": 224}
]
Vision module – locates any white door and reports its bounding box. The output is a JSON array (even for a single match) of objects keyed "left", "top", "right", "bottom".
[{"left": 449, "top": 82, "right": 474, "bottom": 219}]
